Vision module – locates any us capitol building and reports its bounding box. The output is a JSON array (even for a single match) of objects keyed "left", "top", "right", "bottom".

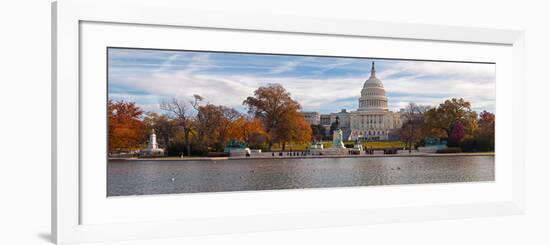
[{"left": 302, "top": 62, "right": 402, "bottom": 141}]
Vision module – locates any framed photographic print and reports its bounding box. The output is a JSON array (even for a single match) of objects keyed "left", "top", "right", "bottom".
[
  {"left": 52, "top": 0, "right": 525, "bottom": 244},
  {"left": 106, "top": 48, "right": 496, "bottom": 196}
]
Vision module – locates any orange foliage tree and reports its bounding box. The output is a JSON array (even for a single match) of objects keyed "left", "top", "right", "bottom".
[
  {"left": 227, "top": 116, "right": 268, "bottom": 147},
  {"left": 273, "top": 111, "right": 312, "bottom": 151},
  {"left": 108, "top": 100, "right": 146, "bottom": 153},
  {"left": 243, "top": 83, "right": 309, "bottom": 151},
  {"left": 290, "top": 113, "right": 313, "bottom": 145}
]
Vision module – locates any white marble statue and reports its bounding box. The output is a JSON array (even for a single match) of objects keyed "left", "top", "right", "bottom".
[{"left": 141, "top": 129, "right": 164, "bottom": 156}]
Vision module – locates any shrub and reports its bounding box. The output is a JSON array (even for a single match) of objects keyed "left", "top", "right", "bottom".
[
  {"left": 460, "top": 138, "right": 478, "bottom": 152},
  {"left": 460, "top": 137, "right": 494, "bottom": 152},
  {"left": 417, "top": 138, "right": 426, "bottom": 147},
  {"left": 166, "top": 142, "right": 209, "bottom": 156},
  {"left": 166, "top": 142, "right": 183, "bottom": 156},
  {"left": 344, "top": 143, "right": 354, "bottom": 148},
  {"left": 436, "top": 147, "right": 462, "bottom": 153},
  {"left": 249, "top": 142, "right": 269, "bottom": 152}
]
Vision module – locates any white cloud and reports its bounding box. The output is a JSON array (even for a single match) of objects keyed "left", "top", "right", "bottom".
[
  {"left": 379, "top": 60, "right": 494, "bottom": 83},
  {"left": 109, "top": 54, "right": 496, "bottom": 115},
  {"left": 268, "top": 61, "right": 299, "bottom": 74}
]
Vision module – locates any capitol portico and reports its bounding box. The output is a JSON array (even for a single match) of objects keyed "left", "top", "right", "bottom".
[{"left": 302, "top": 62, "right": 402, "bottom": 141}]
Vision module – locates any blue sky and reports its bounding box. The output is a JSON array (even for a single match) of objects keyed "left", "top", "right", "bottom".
[{"left": 108, "top": 48, "right": 496, "bottom": 114}]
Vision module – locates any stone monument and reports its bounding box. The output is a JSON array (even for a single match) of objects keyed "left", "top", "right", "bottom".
[
  {"left": 140, "top": 129, "right": 165, "bottom": 156},
  {"left": 331, "top": 128, "right": 346, "bottom": 149},
  {"left": 350, "top": 139, "right": 364, "bottom": 155},
  {"left": 308, "top": 140, "right": 324, "bottom": 155},
  {"left": 331, "top": 116, "right": 346, "bottom": 149},
  {"left": 310, "top": 116, "right": 349, "bottom": 155}
]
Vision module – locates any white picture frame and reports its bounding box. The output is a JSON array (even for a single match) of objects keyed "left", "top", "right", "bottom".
[{"left": 52, "top": 0, "right": 525, "bottom": 244}]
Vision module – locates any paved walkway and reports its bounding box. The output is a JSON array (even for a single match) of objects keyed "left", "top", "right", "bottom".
[{"left": 110, "top": 151, "right": 494, "bottom": 161}]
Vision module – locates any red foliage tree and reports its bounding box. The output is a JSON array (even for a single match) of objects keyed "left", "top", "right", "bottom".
[
  {"left": 108, "top": 100, "right": 145, "bottom": 153},
  {"left": 478, "top": 111, "right": 495, "bottom": 138},
  {"left": 477, "top": 110, "right": 495, "bottom": 150},
  {"left": 448, "top": 121, "right": 465, "bottom": 146}
]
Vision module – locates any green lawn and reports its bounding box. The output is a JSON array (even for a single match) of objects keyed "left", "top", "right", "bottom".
[
  {"left": 362, "top": 141, "right": 406, "bottom": 149},
  {"left": 270, "top": 143, "right": 309, "bottom": 151}
]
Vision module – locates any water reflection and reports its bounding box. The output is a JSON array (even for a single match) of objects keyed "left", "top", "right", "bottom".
[{"left": 107, "top": 156, "right": 494, "bottom": 196}]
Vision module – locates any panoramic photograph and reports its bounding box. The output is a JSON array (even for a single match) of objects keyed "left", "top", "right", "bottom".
[{"left": 107, "top": 47, "right": 495, "bottom": 197}]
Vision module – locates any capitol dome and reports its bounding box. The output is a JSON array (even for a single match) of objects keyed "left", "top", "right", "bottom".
[{"left": 358, "top": 62, "right": 388, "bottom": 111}]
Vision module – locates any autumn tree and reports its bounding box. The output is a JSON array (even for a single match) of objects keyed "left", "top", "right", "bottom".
[
  {"left": 448, "top": 121, "right": 466, "bottom": 146},
  {"left": 423, "top": 98, "right": 478, "bottom": 141},
  {"left": 243, "top": 84, "right": 303, "bottom": 151},
  {"left": 217, "top": 106, "right": 241, "bottom": 149},
  {"left": 194, "top": 104, "right": 224, "bottom": 150},
  {"left": 273, "top": 111, "right": 312, "bottom": 150},
  {"left": 108, "top": 100, "right": 146, "bottom": 153},
  {"left": 477, "top": 110, "right": 495, "bottom": 150},
  {"left": 287, "top": 112, "right": 313, "bottom": 146},
  {"left": 160, "top": 96, "right": 201, "bottom": 156},
  {"left": 227, "top": 116, "right": 268, "bottom": 148},
  {"left": 194, "top": 104, "right": 242, "bottom": 151},
  {"left": 399, "top": 103, "right": 428, "bottom": 154},
  {"left": 478, "top": 111, "right": 495, "bottom": 138}
]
